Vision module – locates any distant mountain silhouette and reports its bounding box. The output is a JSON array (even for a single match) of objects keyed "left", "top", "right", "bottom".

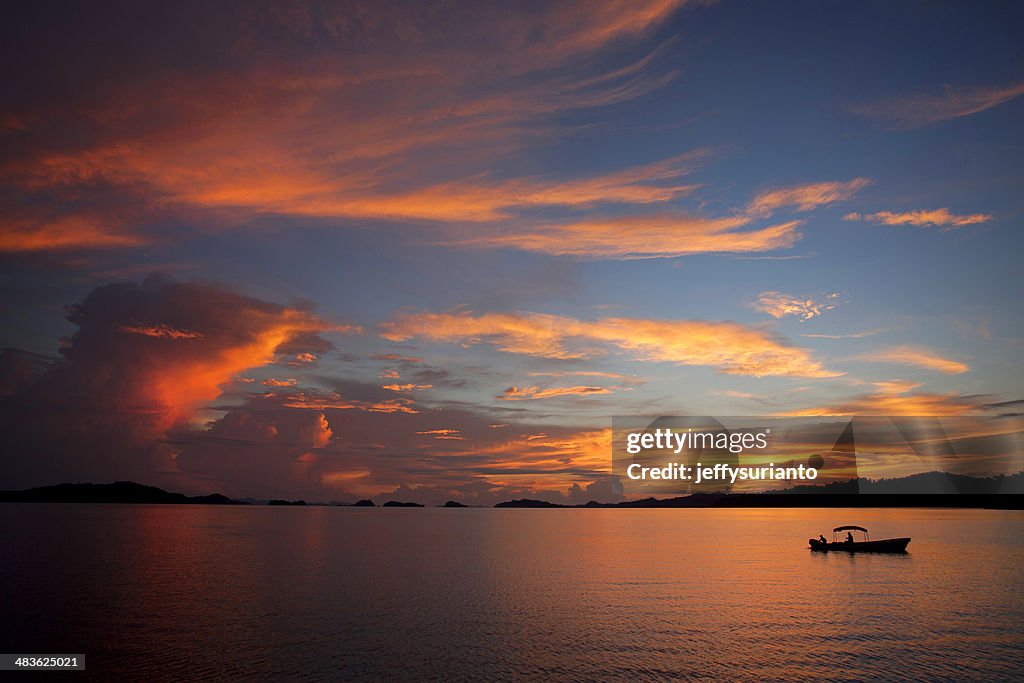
[
  {"left": 5, "top": 472, "right": 1019, "bottom": 509},
  {"left": 495, "top": 498, "right": 565, "bottom": 508},
  {"left": 495, "top": 472, "right": 1024, "bottom": 509},
  {"left": 0, "top": 481, "right": 244, "bottom": 504}
]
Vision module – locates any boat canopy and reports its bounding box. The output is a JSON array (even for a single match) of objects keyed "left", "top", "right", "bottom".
[{"left": 834, "top": 525, "right": 868, "bottom": 532}]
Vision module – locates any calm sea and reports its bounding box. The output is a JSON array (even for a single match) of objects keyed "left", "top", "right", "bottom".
[{"left": 2, "top": 505, "right": 1022, "bottom": 681}]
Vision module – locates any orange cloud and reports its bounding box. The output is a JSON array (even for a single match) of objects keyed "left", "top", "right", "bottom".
[
  {"left": 262, "top": 378, "right": 298, "bottom": 387},
  {"left": 380, "top": 310, "right": 841, "bottom": 378},
  {"left": 498, "top": 385, "right": 616, "bottom": 400},
  {"left": 382, "top": 383, "right": 432, "bottom": 392},
  {"left": 117, "top": 323, "right": 203, "bottom": 340},
  {"left": 0, "top": 214, "right": 147, "bottom": 252},
  {"left": 859, "top": 345, "right": 970, "bottom": 374},
  {"left": 747, "top": 178, "right": 871, "bottom": 217},
  {"left": 786, "top": 380, "right": 981, "bottom": 416},
  {"left": 472, "top": 428, "right": 613, "bottom": 477},
  {"left": 755, "top": 291, "right": 841, "bottom": 321},
  {"left": 843, "top": 208, "right": 992, "bottom": 229},
  {"left": 415, "top": 429, "right": 463, "bottom": 440},
  {"left": 2, "top": 2, "right": 697, "bottom": 250},
  {"left": 278, "top": 390, "right": 419, "bottom": 414},
  {"left": 850, "top": 81, "right": 1024, "bottom": 128},
  {"left": 449, "top": 215, "right": 802, "bottom": 259}
]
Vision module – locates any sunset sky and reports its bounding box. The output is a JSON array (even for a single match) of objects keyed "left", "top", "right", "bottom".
[{"left": 1, "top": 1, "right": 1022, "bottom": 503}]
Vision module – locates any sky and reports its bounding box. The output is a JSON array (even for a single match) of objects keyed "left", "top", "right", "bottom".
[{"left": 1, "top": 0, "right": 1022, "bottom": 503}]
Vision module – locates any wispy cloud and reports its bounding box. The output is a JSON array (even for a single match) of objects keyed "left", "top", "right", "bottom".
[
  {"left": 850, "top": 81, "right": 1024, "bottom": 128},
  {"left": 786, "top": 380, "right": 982, "bottom": 416},
  {"left": 278, "top": 390, "right": 419, "bottom": 414},
  {"left": 382, "top": 383, "right": 432, "bottom": 392},
  {"left": 380, "top": 310, "right": 841, "bottom": 378},
  {"left": 449, "top": 216, "right": 803, "bottom": 259},
  {"left": 0, "top": 1, "right": 698, "bottom": 252},
  {"left": 415, "top": 429, "right": 463, "bottom": 440},
  {"left": 844, "top": 208, "right": 992, "bottom": 229},
  {"left": 801, "top": 329, "right": 884, "bottom": 340},
  {"left": 497, "top": 385, "right": 616, "bottom": 400},
  {"left": 746, "top": 179, "right": 871, "bottom": 218},
  {"left": 859, "top": 345, "right": 970, "bottom": 374},
  {"left": 754, "top": 291, "right": 841, "bottom": 321}
]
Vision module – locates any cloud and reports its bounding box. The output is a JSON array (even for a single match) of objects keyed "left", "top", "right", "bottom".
[
  {"left": 117, "top": 322, "right": 204, "bottom": 340},
  {"left": 449, "top": 216, "right": 803, "bottom": 259},
  {"left": 786, "top": 380, "right": 982, "bottom": 416},
  {"left": 0, "top": 275, "right": 333, "bottom": 488},
  {"left": 0, "top": 214, "right": 149, "bottom": 252},
  {"left": 527, "top": 370, "right": 644, "bottom": 385},
  {"left": 276, "top": 389, "right": 420, "bottom": 414},
  {"left": 1, "top": 1, "right": 698, "bottom": 251},
  {"left": 850, "top": 81, "right": 1024, "bottom": 128},
  {"left": 859, "top": 345, "right": 970, "bottom": 374},
  {"left": 382, "top": 383, "right": 432, "bottom": 392},
  {"left": 415, "top": 429, "right": 463, "bottom": 440},
  {"left": 262, "top": 378, "right": 298, "bottom": 387},
  {"left": 498, "top": 385, "right": 616, "bottom": 400},
  {"left": 843, "top": 208, "right": 992, "bottom": 229},
  {"left": 801, "top": 329, "right": 884, "bottom": 340},
  {"left": 754, "top": 291, "right": 841, "bottom": 321},
  {"left": 746, "top": 179, "right": 871, "bottom": 218},
  {"left": 380, "top": 310, "right": 841, "bottom": 378}
]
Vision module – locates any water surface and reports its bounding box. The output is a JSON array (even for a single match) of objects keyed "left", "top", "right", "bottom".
[{"left": 2, "top": 505, "right": 1021, "bottom": 680}]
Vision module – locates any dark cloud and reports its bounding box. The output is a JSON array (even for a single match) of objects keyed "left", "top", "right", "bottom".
[{"left": 0, "top": 274, "right": 329, "bottom": 490}]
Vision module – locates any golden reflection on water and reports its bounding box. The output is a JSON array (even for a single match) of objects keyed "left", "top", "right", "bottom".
[{"left": 2, "top": 505, "right": 1022, "bottom": 680}]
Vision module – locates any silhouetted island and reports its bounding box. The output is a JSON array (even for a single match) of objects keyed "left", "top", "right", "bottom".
[
  {"left": 493, "top": 472, "right": 1024, "bottom": 509},
  {"left": 0, "top": 481, "right": 244, "bottom": 505},
  {"left": 4, "top": 472, "right": 1020, "bottom": 509},
  {"left": 495, "top": 498, "right": 564, "bottom": 508}
]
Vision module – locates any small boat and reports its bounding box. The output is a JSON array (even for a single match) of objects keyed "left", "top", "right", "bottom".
[{"left": 809, "top": 525, "right": 910, "bottom": 553}]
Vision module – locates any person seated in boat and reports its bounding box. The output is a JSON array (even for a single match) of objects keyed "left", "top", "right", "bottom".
[
  {"left": 818, "top": 534, "right": 828, "bottom": 545},
  {"left": 845, "top": 531, "right": 854, "bottom": 544}
]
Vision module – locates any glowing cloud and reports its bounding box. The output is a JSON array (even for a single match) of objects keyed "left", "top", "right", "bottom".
[
  {"left": 278, "top": 390, "right": 419, "bottom": 414},
  {"left": 844, "top": 209, "right": 992, "bottom": 229},
  {"left": 415, "top": 429, "right": 463, "bottom": 440},
  {"left": 382, "top": 383, "right": 432, "bottom": 392},
  {"left": 755, "top": 291, "right": 841, "bottom": 321},
  {"left": 498, "top": 385, "right": 616, "bottom": 400},
  {"left": 381, "top": 310, "right": 841, "bottom": 378},
  {"left": 747, "top": 179, "right": 871, "bottom": 217},
  {"left": 117, "top": 323, "right": 204, "bottom": 340},
  {"left": 786, "top": 380, "right": 981, "bottom": 416},
  {"left": 451, "top": 216, "right": 802, "bottom": 259},
  {"left": 859, "top": 346, "right": 970, "bottom": 374},
  {"left": 1, "top": 1, "right": 697, "bottom": 251}
]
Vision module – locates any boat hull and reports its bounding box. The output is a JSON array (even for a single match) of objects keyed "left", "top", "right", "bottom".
[{"left": 808, "top": 538, "right": 910, "bottom": 553}]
